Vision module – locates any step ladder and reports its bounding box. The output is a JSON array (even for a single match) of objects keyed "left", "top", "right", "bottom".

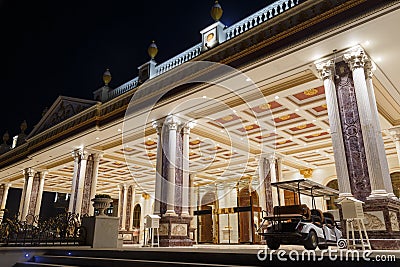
[{"left": 346, "top": 218, "right": 371, "bottom": 250}]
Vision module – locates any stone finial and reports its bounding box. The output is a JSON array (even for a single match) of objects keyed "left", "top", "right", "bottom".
[
  {"left": 211, "top": 1, "right": 223, "bottom": 22},
  {"left": 103, "top": 69, "right": 112, "bottom": 86},
  {"left": 20, "top": 120, "right": 27, "bottom": 134},
  {"left": 2, "top": 131, "right": 9, "bottom": 144},
  {"left": 148, "top": 41, "right": 158, "bottom": 60}
]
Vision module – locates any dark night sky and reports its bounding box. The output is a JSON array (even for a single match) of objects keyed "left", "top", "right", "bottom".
[{"left": 0, "top": 1, "right": 272, "bottom": 137}]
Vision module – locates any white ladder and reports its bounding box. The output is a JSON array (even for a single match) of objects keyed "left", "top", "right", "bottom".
[{"left": 346, "top": 218, "right": 371, "bottom": 250}]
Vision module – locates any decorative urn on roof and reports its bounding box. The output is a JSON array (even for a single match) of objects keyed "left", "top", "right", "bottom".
[
  {"left": 103, "top": 69, "right": 112, "bottom": 86},
  {"left": 148, "top": 40, "right": 158, "bottom": 60},
  {"left": 211, "top": 0, "right": 223, "bottom": 22}
]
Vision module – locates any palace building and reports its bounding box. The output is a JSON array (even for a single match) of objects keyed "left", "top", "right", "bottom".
[{"left": 0, "top": 0, "right": 400, "bottom": 249}]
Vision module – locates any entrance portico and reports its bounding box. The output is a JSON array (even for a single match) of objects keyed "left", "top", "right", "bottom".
[{"left": 0, "top": 0, "right": 399, "bottom": 250}]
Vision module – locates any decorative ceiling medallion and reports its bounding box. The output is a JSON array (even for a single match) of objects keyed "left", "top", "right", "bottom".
[
  {"left": 296, "top": 124, "right": 307, "bottom": 130},
  {"left": 300, "top": 168, "right": 313, "bottom": 178},
  {"left": 304, "top": 88, "right": 319, "bottom": 96},
  {"left": 189, "top": 152, "right": 196, "bottom": 156},
  {"left": 312, "top": 133, "right": 321, "bottom": 137},
  {"left": 147, "top": 153, "right": 156, "bottom": 158},
  {"left": 259, "top": 103, "right": 271, "bottom": 110},
  {"left": 222, "top": 115, "right": 234, "bottom": 121},
  {"left": 145, "top": 140, "right": 156, "bottom": 146},
  {"left": 245, "top": 125, "right": 254, "bottom": 131},
  {"left": 279, "top": 115, "right": 291, "bottom": 121},
  {"left": 190, "top": 140, "right": 201, "bottom": 145},
  {"left": 278, "top": 140, "right": 287, "bottom": 145},
  {"left": 321, "top": 104, "right": 327, "bottom": 109}
]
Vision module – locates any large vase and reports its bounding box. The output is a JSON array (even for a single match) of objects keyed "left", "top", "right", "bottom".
[{"left": 92, "top": 198, "right": 113, "bottom": 216}]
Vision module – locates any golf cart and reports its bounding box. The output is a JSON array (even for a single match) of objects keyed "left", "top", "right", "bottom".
[{"left": 257, "top": 179, "right": 342, "bottom": 250}]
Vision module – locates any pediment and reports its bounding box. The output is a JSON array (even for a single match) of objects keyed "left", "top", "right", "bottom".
[{"left": 28, "top": 96, "right": 98, "bottom": 138}]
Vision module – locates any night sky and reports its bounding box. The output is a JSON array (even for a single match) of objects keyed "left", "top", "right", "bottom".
[{"left": 0, "top": 1, "right": 272, "bottom": 137}]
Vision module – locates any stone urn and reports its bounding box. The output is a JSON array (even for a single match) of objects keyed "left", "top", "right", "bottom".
[{"left": 92, "top": 195, "right": 113, "bottom": 216}]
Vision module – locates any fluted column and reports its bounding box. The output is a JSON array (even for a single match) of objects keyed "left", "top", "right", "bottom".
[
  {"left": 74, "top": 150, "right": 89, "bottom": 215},
  {"left": 364, "top": 61, "right": 396, "bottom": 199},
  {"left": 121, "top": 184, "right": 128, "bottom": 230},
  {"left": 165, "top": 115, "right": 179, "bottom": 216},
  {"left": 153, "top": 121, "right": 163, "bottom": 215},
  {"left": 181, "top": 125, "right": 191, "bottom": 216},
  {"left": 129, "top": 185, "right": 136, "bottom": 231},
  {"left": 257, "top": 156, "right": 267, "bottom": 212},
  {"left": 20, "top": 168, "right": 35, "bottom": 220},
  {"left": 344, "top": 47, "right": 388, "bottom": 199},
  {"left": 0, "top": 184, "right": 11, "bottom": 222},
  {"left": 34, "top": 171, "right": 46, "bottom": 218},
  {"left": 89, "top": 153, "right": 103, "bottom": 215},
  {"left": 316, "top": 60, "right": 353, "bottom": 198},
  {"left": 68, "top": 150, "right": 81, "bottom": 213},
  {"left": 117, "top": 185, "right": 123, "bottom": 229}
]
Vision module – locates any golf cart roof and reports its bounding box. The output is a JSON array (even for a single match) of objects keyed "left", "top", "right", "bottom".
[{"left": 271, "top": 179, "right": 339, "bottom": 197}]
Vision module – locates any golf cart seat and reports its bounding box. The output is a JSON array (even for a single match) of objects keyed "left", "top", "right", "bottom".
[
  {"left": 323, "top": 212, "right": 335, "bottom": 226},
  {"left": 272, "top": 204, "right": 311, "bottom": 220},
  {"left": 310, "top": 209, "right": 324, "bottom": 226}
]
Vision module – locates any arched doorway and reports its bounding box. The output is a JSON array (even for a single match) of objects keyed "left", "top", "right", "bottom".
[
  {"left": 390, "top": 172, "right": 400, "bottom": 198},
  {"left": 325, "top": 179, "right": 339, "bottom": 210},
  {"left": 238, "top": 187, "right": 260, "bottom": 244},
  {"left": 132, "top": 204, "right": 141, "bottom": 243},
  {"left": 198, "top": 191, "right": 218, "bottom": 243}
]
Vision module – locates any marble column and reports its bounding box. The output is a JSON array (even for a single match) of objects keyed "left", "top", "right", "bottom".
[
  {"left": 19, "top": 168, "right": 35, "bottom": 221},
  {"left": 74, "top": 150, "right": 89, "bottom": 215},
  {"left": 165, "top": 116, "right": 179, "bottom": 216},
  {"left": 316, "top": 60, "right": 353, "bottom": 198},
  {"left": 89, "top": 153, "right": 103, "bottom": 216},
  {"left": 181, "top": 125, "right": 191, "bottom": 216},
  {"left": 344, "top": 47, "right": 388, "bottom": 199},
  {"left": 34, "top": 171, "right": 47, "bottom": 218},
  {"left": 129, "top": 185, "right": 136, "bottom": 231},
  {"left": 0, "top": 183, "right": 11, "bottom": 222},
  {"left": 121, "top": 184, "right": 128, "bottom": 231},
  {"left": 152, "top": 121, "right": 163, "bottom": 215}
]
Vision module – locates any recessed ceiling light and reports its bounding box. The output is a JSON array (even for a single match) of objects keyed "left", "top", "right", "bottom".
[
  {"left": 202, "top": 96, "right": 207, "bottom": 99},
  {"left": 364, "top": 40, "right": 370, "bottom": 46},
  {"left": 118, "top": 129, "right": 121, "bottom": 132},
  {"left": 275, "top": 96, "right": 280, "bottom": 100},
  {"left": 96, "top": 137, "right": 100, "bottom": 140},
  {"left": 295, "top": 109, "right": 299, "bottom": 112},
  {"left": 246, "top": 78, "right": 251, "bottom": 82}
]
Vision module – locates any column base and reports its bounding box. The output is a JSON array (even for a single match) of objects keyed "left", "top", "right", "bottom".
[
  {"left": 363, "top": 198, "right": 400, "bottom": 250},
  {"left": 159, "top": 215, "right": 193, "bottom": 247}
]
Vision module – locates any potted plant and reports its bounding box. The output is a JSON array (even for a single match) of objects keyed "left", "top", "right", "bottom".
[{"left": 92, "top": 194, "right": 113, "bottom": 216}]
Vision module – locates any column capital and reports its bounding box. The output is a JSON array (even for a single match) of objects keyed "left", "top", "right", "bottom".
[
  {"left": 23, "top": 167, "right": 35, "bottom": 177},
  {"left": 39, "top": 170, "right": 48, "bottom": 179},
  {"left": 343, "top": 46, "right": 368, "bottom": 71},
  {"left": 152, "top": 120, "right": 164, "bottom": 134},
  {"left": 165, "top": 115, "right": 181, "bottom": 130},
  {"left": 389, "top": 127, "right": 400, "bottom": 141},
  {"left": 72, "top": 148, "right": 90, "bottom": 160},
  {"left": 315, "top": 59, "right": 335, "bottom": 80},
  {"left": 364, "top": 59, "right": 375, "bottom": 79}
]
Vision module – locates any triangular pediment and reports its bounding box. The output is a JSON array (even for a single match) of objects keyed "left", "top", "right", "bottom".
[{"left": 28, "top": 96, "right": 98, "bottom": 138}]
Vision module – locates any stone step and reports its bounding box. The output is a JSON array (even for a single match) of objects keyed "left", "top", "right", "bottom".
[
  {"left": 14, "top": 261, "right": 78, "bottom": 267},
  {"left": 22, "top": 255, "right": 257, "bottom": 267}
]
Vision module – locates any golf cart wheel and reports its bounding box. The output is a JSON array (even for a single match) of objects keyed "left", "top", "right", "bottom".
[
  {"left": 304, "top": 230, "right": 318, "bottom": 250},
  {"left": 267, "top": 239, "right": 281, "bottom": 250}
]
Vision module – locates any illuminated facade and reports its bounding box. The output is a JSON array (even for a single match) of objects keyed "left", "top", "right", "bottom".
[{"left": 0, "top": 0, "right": 400, "bottom": 249}]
